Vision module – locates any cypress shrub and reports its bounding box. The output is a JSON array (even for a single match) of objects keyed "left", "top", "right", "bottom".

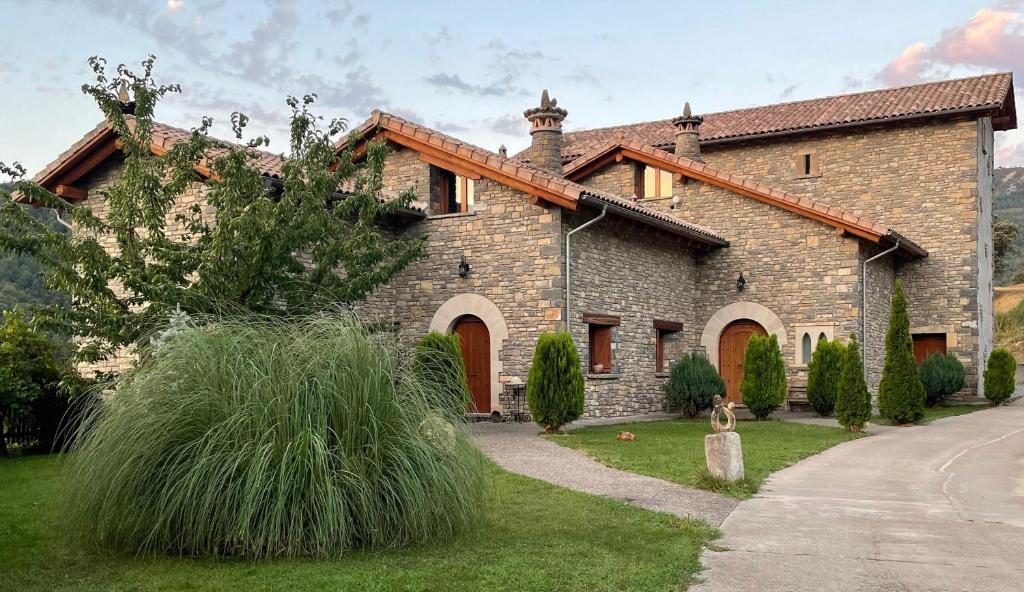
[
  {"left": 919, "top": 353, "right": 966, "bottom": 407},
  {"left": 806, "top": 338, "right": 845, "bottom": 416},
  {"left": 66, "top": 314, "right": 487, "bottom": 558},
  {"left": 878, "top": 279, "right": 926, "bottom": 424},
  {"left": 413, "top": 331, "right": 470, "bottom": 417},
  {"left": 984, "top": 348, "right": 1016, "bottom": 406},
  {"left": 664, "top": 352, "right": 725, "bottom": 418},
  {"left": 527, "top": 332, "right": 585, "bottom": 432},
  {"left": 740, "top": 334, "right": 787, "bottom": 420},
  {"left": 835, "top": 333, "right": 871, "bottom": 432}
]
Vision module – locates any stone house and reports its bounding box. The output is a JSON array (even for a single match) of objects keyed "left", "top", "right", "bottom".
[{"left": 26, "top": 73, "right": 1016, "bottom": 417}]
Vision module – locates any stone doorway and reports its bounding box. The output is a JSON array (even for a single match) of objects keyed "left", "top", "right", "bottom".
[
  {"left": 453, "top": 315, "right": 491, "bottom": 413},
  {"left": 719, "top": 319, "right": 767, "bottom": 405}
]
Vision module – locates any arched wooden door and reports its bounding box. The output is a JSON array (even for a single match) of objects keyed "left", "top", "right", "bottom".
[
  {"left": 719, "top": 319, "right": 767, "bottom": 406},
  {"left": 453, "top": 315, "right": 491, "bottom": 413}
]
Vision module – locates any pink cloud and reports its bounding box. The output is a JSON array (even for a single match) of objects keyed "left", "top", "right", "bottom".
[
  {"left": 997, "top": 135, "right": 1024, "bottom": 166},
  {"left": 878, "top": 7, "right": 1024, "bottom": 86}
]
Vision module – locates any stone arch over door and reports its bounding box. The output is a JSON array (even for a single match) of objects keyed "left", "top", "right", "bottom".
[
  {"left": 700, "top": 302, "right": 787, "bottom": 368},
  {"left": 430, "top": 294, "right": 509, "bottom": 413}
]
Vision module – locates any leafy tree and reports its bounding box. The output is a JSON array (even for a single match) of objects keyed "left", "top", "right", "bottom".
[
  {"left": 878, "top": 279, "right": 926, "bottom": 424},
  {"left": 0, "top": 309, "right": 62, "bottom": 456},
  {"left": 806, "top": 337, "right": 845, "bottom": 416},
  {"left": 983, "top": 348, "right": 1016, "bottom": 406},
  {"left": 919, "top": 353, "right": 966, "bottom": 407},
  {"left": 835, "top": 334, "right": 871, "bottom": 432},
  {"left": 664, "top": 352, "right": 724, "bottom": 418},
  {"left": 994, "top": 219, "right": 1020, "bottom": 277},
  {"left": 413, "top": 331, "right": 470, "bottom": 417},
  {"left": 740, "top": 334, "right": 787, "bottom": 420},
  {"left": 527, "top": 332, "right": 585, "bottom": 433},
  {"left": 0, "top": 56, "right": 425, "bottom": 370},
  {"left": 0, "top": 200, "right": 67, "bottom": 314}
]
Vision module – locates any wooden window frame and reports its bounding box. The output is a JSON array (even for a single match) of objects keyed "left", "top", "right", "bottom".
[
  {"left": 653, "top": 320, "right": 683, "bottom": 373},
  {"left": 585, "top": 314, "right": 619, "bottom": 374},
  {"left": 794, "top": 150, "right": 821, "bottom": 179},
  {"left": 432, "top": 166, "right": 472, "bottom": 215}
]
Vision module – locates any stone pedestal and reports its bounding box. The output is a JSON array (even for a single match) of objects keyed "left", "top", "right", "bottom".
[{"left": 705, "top": 432, "right": 745, "bottom": 482}]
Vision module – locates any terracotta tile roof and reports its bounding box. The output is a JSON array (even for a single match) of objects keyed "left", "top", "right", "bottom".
[
  {"left": 559, "top": 72, "right": 1015, "bottom": 160},
  {"left": 563, "top": 139, "right": 926, "bottom": 258},
  {"left": 343, "top": 110, "right": 728, "bottom": 247},
  {"left": 33, "top": 118, "right": 288, "bottom": 188}
]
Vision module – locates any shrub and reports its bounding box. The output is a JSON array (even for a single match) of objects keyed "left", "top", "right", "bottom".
[
  {"left": 806, "top": 338, "right": 845, "bottom": 416},
  {"left": 413, "top": 331, "right": 470, "bottom": 417},
  {"left": 835, "top": 334, "right": 871, "bottom": 432},
  {"left": 527, "top": 332, "right": 585, "bottom": 432},
  {"left": 984, "top": 348, "right": 1016, "bottom": 406},
  {"left": 740, "top": 334, "right": 787, "bottom": 420},
  {"left": 65, "top": 314, "right": 487, "bottom": 558},
  {"left": 664, "top": 352, "right": 725, "bottom": 418},
  {"left": 0, "top": 310, "right": 62, "bottom": 456},
  {"left": 878, "top": 280, "right": 926, "bottom": 424},
  {"left": 919, "top": 353, "right": 966, "bottom": 407}
]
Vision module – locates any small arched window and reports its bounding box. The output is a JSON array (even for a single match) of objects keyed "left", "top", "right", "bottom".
[
  {"left": 818, "top": 332, "right": 827, "bottom": 344},
  {"left": 802, "top": 333, "right": 812, "bottom": 364}
]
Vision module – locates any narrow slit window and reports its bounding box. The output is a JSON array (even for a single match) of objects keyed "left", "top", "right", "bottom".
[
  {"left": 803, "top": 154, "right": 812, "bottom": 176},
  {"left": 802, "top": 333, "right": 812, "bottom": 365}
]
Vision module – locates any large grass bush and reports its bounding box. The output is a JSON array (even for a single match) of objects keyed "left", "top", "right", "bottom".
[
  {"left": 919, "top": 353, "right": 966, "bottom": 407},
  {"left": 740, "top": 334, "right": 787, "bottom": 420},
  {"left": 413, "top": 331, "right": 470, "bottom": 416},
  {"left": 65, "top": 314, "right": 487, "bottom": 558},
  {"left": 527, "top": 332, "right": 585, "bottom": 433},
  {"left": 984, "top": 348, "right": 1016, "bottom": 406},
  {"left": 664, "top": 352, "right": 724, "bottom": 418},
  {"left": 806, "top": 338, "right": 844, "bottom": 417}
]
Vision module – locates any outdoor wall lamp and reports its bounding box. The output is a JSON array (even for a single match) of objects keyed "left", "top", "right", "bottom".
[
  {"left": 736, "top": 272, "right": 746, "bottom": 292},
  {"left": 458, "top": 255, "right": 471, "bottom": 278}
]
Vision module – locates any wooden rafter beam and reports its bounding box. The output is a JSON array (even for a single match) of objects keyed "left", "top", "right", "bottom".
[
  {"left": 54, "top": 185, "right": 88, "bottom": 201},
  {"left": 416, "top": 151, "right": 482, "bottom": 180},
  {"left": 55, "top": 138, "right": 121, "bottom": 187}
]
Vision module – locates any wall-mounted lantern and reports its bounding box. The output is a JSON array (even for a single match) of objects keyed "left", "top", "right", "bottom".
[
  {"left": 458, "top": 255, "right": 471, "bottom": 278},
  {"left": 736, "top": 272, "right": 746, "bottom": 292}
]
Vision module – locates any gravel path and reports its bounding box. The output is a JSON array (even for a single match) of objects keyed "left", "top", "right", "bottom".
[{"left": 472, "top": 422, "right": 739, "bottom": 526}]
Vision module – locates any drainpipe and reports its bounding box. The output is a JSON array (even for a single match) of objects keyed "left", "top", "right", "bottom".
[
  {"left": 54, "top": 211, "right": 74, "bottom": 233},
  {"left": 862, "top": 240, "right": 899, "bottom": 380},
  {"left": 565, "top": 204, "right": 607, "bottom": 335}
]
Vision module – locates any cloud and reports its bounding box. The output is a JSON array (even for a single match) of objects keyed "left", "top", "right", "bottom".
[
  {"left": 779, "top": 84, "right": 800, "bottom": 99},
  {"left": 562, "top": 67, "right": 599, "bottom": 85},
  {"left": 325, "top": 1, "right": 353, "bottom": 25},
  {"left": 841, "top": 75, "right": 865, "bottom": 90},
  {"left": 434, "top": 120, "right": 470, "bottom": 133},
  {"left": 878, "top": 7, "right": 1024, "bottom": 86},
  {"left": 485, "top": 114, "right": 529, "bottom": 136},
  {"left": 167, "top": 0, "right": 185, "bottom": 12},
  {"left": 424, "top": 72, "right": 524, "bottom": 97},
  {"left": 997, "top": 134, "right": 1024, "bottom": 166},
  {"left": 428, "top": 25, "right": 452, "bottom": 45}
]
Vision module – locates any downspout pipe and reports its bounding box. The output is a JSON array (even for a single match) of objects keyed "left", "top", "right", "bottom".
[
  {"left": 862, "top": 240, "right": 900, "bottom": 380},
  {"left": 565, "top": 204, "right": 608, "bottom": 335}
]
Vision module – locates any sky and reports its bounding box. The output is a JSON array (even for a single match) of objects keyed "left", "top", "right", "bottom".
[{"left": 4, "top": 0, "right": 1024, "bottom": 176}]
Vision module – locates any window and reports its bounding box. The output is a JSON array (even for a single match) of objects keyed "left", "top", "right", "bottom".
[
  {"left": 795, "top": 324, "right": 835, "bottom": 365},
  {"left": 430, "top": 166, "right": 475, "bottom": 214},
  {"left": 802, "top": 333, "right": 813, "bottom": 365},
  {"left": 794, "top": 151, "right": 820, "bottom": 178},
  {"left": 584, "top": 314, "right": 619, "bottom": 373},
  {"left": 654, "top": 320, "right": 684, "bottom": 373},
  {"left": 635, "top": 165, "right": 674, "bottom": 198}
]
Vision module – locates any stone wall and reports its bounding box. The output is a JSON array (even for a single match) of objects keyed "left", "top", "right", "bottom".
[
  {"left": 862, "top": 246, "right": 895, "bottom": 393},
  {"left": 563, "top": 208, "right": 698, "bottom": 417},
  {"left": 701, "top": 117, "right": 986, "bottom": 395}
]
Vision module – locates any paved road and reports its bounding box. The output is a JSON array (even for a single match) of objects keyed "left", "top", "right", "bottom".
[
  {"left": 692, "top": 402, "right": 1024, "bottom": 592},
  {"left": 473, "top": 422, "right": 738, "bottom": 526}
]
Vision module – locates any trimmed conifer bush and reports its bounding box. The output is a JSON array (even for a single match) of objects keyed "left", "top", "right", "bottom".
[
  {"left": 413, "top": 331, "right": 470, "bottom": 417},
  {"left": 66, "top": 314, "right": 486, "bottom": 558},
  {"left": 984, "top": 348, "right": 1016, "bottom": 406},
  {"left": 878, "top": 279, "right": 926, "bottom": 424},
  {"left": 740, "top": 334, "right": 787, "bottom": 420},
  {"left": 664, "top": 352, "right": 725, "bottom": 418},
  {"left": 919, "top": 353, "right": 966, "bottom": 407},
  {"left": 806, "top": 338, "right": 845, "bottom": 417},
  {"left": 835, "top": 334, "right": 871, "bottom": 432},
  {"left": 527, "top": 332, "right": 585, "bottom": 432}
]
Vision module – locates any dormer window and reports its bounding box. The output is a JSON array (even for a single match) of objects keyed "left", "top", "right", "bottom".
[
  {"left": 794, "top": 151, "right": 820, "bottom": 178},
  {"left": 636, "top": 165, "right": 673, "bottom": 198},
  {"left": 430, "top": 166, "right": 474, "bottom": 214}
]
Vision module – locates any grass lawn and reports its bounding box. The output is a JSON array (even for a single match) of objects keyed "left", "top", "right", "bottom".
[
  {"left": 873, "top": 403, "right": 988, "bottom": 425},
  {"left": 1, "top": 454, "right": 717, "bottom": 592},
  {"left": 550, "top": 419, "right": 863, "bottom": 498}
]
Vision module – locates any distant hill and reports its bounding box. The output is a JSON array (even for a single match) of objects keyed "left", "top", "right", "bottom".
[
  {"left": 0, "top": 183, "right": 68, "bottom": 313},
  {"left": 994, "top": 167, "right": 1024, "bottom": 285}
]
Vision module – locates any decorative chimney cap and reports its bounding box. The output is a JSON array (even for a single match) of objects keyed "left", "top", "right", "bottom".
[
  {"left": 524, "top": 89, "right": 568, "bottom": 134},
  {"left": 672, "top": 101, "right": 703, "bottom": 132},
  {"left": 116, "top": 80, "right": 136, "bottom": 115},
  {"left": 498, "top": 144, "right": 508, "bottom": 157}
]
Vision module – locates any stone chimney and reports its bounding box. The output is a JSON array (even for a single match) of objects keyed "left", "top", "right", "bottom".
[
  {"left": 524, "top": 90, "right": 567, "bottom": 174},
  {"left": 672, "top": 102, "right": 703, "bottom": 161}
]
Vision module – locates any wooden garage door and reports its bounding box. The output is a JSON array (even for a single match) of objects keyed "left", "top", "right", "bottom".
[
  {"left": 453, "top": 316, "right": 491, "bottom": 413},
  {"left": 719, "top": 320, "right": 768, "bottom": 406},
  {"left": 912, "top": 333, "right": 947, "bottom": 364}
]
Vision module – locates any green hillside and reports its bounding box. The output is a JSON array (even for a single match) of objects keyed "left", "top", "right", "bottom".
[
  {"left": 994, "top": 167, "right": 1024, "bottom": 285},
  {"left": 0, "top": 183, "right": 68, "bottom": 312}
]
